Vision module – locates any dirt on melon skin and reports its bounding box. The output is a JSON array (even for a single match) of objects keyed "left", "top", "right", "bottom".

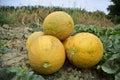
[
  {"left": 43, "top": 11, "right": 74, "bottom": 41},
  {"left": 28, "top": 35, "right": 65, "bottom": 74},
  {"left": 26, "top": 31, "right": 44, "bottom": 51},
  {"left": 64, "top": 32, "right": 104, "bottom": 68}
]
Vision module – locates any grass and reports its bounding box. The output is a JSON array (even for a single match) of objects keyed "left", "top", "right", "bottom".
[{"left": 0, "top": 6, "right": 114, "bottom": 27}]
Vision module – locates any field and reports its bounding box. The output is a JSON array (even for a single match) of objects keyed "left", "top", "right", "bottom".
[{"left": 0, "top": 6, "right": 120, "bottom": 80}]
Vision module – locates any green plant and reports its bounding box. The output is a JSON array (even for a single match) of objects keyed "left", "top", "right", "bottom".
[
  {"left": 28, "top": 23, "right": 42, "bottom": 32},
  {"left": 0, "top": 65, "right": 45, "bottom": 80},
  {"left": 0, "top": 40, "right": 11, "bottom": 54},
  {"left": 100, "top": 25, "right": 120, "bottom": 80},
  {"left": 0, "top": 12, "right": 12, "bottom": 26}
]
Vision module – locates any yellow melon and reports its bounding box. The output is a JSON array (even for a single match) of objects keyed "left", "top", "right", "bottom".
[
  {"left": 28, "top": 35, "right": 65, "bottom": 74},
  {"left": 64, "top": 32, "right": 104, "bottom": 68},
  {"left": 26, "top": 31, "right": 44, "bottom": 50},
  {"left": 43, "top": 11, "right": 74, "bottom": 41}
]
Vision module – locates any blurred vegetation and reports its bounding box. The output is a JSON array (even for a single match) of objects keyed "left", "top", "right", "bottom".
[
  {"left": 0, "top": 12, "right": 13, "bottom": 26},
  {"left": 107, "top": 0, "right": 120, "bottom": 24},
  {"left": 0, "top": 6, "right": 114, "bottom": 27}
]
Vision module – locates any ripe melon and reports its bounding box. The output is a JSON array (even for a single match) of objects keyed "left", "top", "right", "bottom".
[
  {"left": 26, "top": 31, "right": 44, "bottom": 50},
  {"left": 43, "top": 11, "right": 74, "bottom": 41},
  {"left": 28, "top": 35, "right": 65, "bottom": 74},
  {"left": 63, "top": 32, "right": 104, "bottom": 68}
]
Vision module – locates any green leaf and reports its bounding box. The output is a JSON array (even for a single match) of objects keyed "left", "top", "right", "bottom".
[
  {"left": 109, "top": 53, "right": 120, "bottom": 60},
  {"left": 7, "top": 65, "right": 45, "bottom": 80},
  {"left": 0, "top": 40, "right": 8, "bottom": 46},
  {"left": 0, "top": 68, "right": 15, "bottom": 80},
  {"left": 7, "top": 66, "right": 21, "bottom": 73},
  {"left": 7, "top": 65, "right": 31, "bottom": 76},
  {"left": 101, "top": 61, "right": 119, "bottom": 74},
  {"left": 21, "top": 72, "right": 45, "bottom": 80},
  {"left": 29, "top": 74, "right": 45, "bottom": 80},
  {"left": 115, "top": 72, "right": 120, "bottom": 80},
  {"left": 0, "top": 47, "right": 12, "bottom": 54}
]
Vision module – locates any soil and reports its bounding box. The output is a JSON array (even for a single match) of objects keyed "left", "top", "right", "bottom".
[{"left": 0, "top": 24, "right": 113, "bottom": 80}]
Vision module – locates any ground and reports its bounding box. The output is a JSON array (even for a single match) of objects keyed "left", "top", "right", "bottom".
[{"left": 0, "top": 24, "right": 113, "bottom": 80}]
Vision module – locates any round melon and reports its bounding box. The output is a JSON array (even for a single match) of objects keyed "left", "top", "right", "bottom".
[
  {"left": 26, "top": 31, "right": 44, "bottom": 50},
  {"left": 43, "top": 11, "right": 74, "bottom": 41},
  {"left": 28, "top": 35, "right": 65, "bottom": 74},
  {"left": 63, "top": 32, "right": 104, "bottom": 68}
]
